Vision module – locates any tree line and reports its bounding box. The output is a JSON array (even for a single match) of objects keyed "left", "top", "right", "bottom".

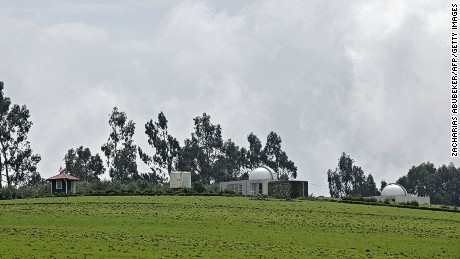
[
  {"left": 327, "top": 153, "right": 460, "bottom": 206},
  {"left": 3, "top": 81, "right": 459, "bottom": 206},
  {"left": 0, "top": 82, "right": 297, "bottom": 188},
  {"left": 94, "top": 107, "right": 297, "bottom": 184},
  {"left": 396, "top": 162, "right": 460, "bottom": 206},
  {"left": 327, "top": 152, "right": 380, "bottom": 198}
]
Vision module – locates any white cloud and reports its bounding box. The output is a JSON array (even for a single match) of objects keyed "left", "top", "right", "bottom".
[{"left": 42, "top": 23, "right": 108, "bottom": 44}]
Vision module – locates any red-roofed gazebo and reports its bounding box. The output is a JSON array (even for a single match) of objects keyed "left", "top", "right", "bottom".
[{"left": 46, "top": 172, "right": 79, "bottom": 194}]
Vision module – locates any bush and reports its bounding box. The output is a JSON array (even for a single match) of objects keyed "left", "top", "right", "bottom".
[
  {"left": 440, "top": 205, "right": 451, "bottom": 210},
  {"left": 205, "top": 183, "right": 220, "bottom": 193},
  {"left": 193, "top": 182, "right": 206, "bottom": 193},
  {"left": 0, "top": 187, "right": 17, "bottom": 200},
  {"left": 407, "top": 200, "right": 419, "bottom": 207}
]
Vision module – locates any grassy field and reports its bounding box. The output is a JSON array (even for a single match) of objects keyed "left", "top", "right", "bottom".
[{"left": 0, "top": 196, "right": 459, "bottom": 258}]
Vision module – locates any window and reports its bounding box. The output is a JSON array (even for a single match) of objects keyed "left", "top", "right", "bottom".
[
  {"left": 259, "top": 183, "right": 263, "bottom": 194},
  {"left": 56, "top": 181, "right": 62, "bottom": 189}
]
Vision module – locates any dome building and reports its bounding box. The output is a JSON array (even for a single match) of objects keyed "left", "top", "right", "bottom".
[
  {"left": 219, "top": 165, "right": 308, "bottom": 198},
  {"left": 373, "top": 183, "right": 430, "bottom": 204},
  {"left": 248, "top": 166, "right": 276, "bottom": 181},
  {"left": 381, "top": 184, "right": 407, "bottom": 196}
]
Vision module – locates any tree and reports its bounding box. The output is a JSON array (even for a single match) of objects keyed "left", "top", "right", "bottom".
[
  {"left": 327, "top": 169, "right": 341, "bottom": 198},
  {"left": 396, "top": 162, "right": 460, "bottom": 206},
  {"left": 0, "top": 81, "right": 8, "bottom": 187},
  {"left": 350, "top": 165, "right": 365, "bottom": 196},
  {"left": 262, "top": 131, "right": 297, "bottom": 179},
  {"left": 9, "top": 148, "right": 41, "bottom": 187},
  {"left": 101, "top": 107, "right": 138, "bottom": 181},
  {"left": 193, "top": 113, "right": 224, "bottom": 183},
  {"left": 63, "top": 146, "right": 105, "bottom": 182},
  {"left": 0, "top": 82, "right": 41, "bottom": 187},
  {"left": 27, "top": 171, "right": 44, "bottom": 186},
  {"left": 246, "top": 133, "right": 263, "bottom": 169},
  {"left": 221, "top": 139, "right": 241, "bottom": 181},
  {"left": 326, "top": 152, "right": 377, "bottom": 197},
  {"left": 433, "top": 163, "right": 459, "bottom": 205},
  {"left": 176, "top": 138, "right": 198, "bottom": 172},
  {"left": 397, "top": 162, "right": 436, "bottom": 197},
  {"left": 138, "top": 111, "right": 180, "bottom": 183},
  {"left": 337, "top": 152, "right": 353, "bottom": 196},
  {"left": 380, "top": 180, "right": 387, "bottom": 192},
  {"left": 239, "top": 147, "right": 249, "bottom": 174},
  {"left": 178, "top": 113, "right": 223, "bottom": 184},
  {"left": 364, "top": 174, "right": 380, "bottom": 196}
]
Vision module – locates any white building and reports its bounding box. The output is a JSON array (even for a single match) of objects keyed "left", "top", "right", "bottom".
[
  {"left": 220, "top": 166, "right": 308, "bottom": 198},
  {"left": 170, "top": 171, "right": 192, "bottom": 189},
  {"left": 220, "top": 166, "right": 276, "bottom": 195},
  {"left": 373, "top": 183, "right": 430, "bottom": 205}
]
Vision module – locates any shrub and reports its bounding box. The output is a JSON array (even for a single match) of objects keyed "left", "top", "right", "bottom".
[
  {"left": 193, "top": 182, "right": 206, "bottom": 193},
  {"left": 0, "top": 187, "right": 16, "bottom": 200},
  {"left": 440, "top": 205, "right": 451, "bottom": 210},
  {"left": 408, "top": 200, "right": 419, "bottom": 207}
]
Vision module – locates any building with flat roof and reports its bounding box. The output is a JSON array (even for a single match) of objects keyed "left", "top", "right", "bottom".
[{"left": 219, "top": 166, "right": 308, "bottom": 198}]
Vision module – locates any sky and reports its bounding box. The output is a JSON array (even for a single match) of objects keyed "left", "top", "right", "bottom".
[{"left": 0, "top": 0, "right": 451, "bottom": 196}]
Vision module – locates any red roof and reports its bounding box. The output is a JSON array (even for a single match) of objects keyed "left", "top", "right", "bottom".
[{"left": 47, "top": 172, "right": 79, "bottom": 181}]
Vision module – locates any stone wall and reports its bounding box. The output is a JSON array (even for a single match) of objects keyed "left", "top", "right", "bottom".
[{"left": 268, "top": 181, "right": 308, "bottom": 198}]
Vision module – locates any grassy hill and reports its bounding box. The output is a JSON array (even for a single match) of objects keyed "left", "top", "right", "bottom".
[{"left": 0, "top": 196, "right": 459, "bottom": 258}]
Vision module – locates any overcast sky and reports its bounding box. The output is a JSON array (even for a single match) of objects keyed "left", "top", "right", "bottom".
[{"left": 0, "top": 0, "right": 451, "bottom": 195}]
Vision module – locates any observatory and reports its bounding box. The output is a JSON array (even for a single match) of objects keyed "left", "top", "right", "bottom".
[
  {"left": 381, "top": 183, "right": 407, "bottom": 196},
  {"left": 248, "top": 166, "right": 276, "bottom": 181},
  {"left": 373, "top": 183, "right": 430, "bottom": 204},
  {"left": 219, "top": 166, "right": 308, "bottom": 198}
]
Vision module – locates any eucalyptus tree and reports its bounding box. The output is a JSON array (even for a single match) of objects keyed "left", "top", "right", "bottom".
[
  {"left": 262, "top": 131, "right": 297, "bottom": 179},
  {"left": 380, "top": 180, "right": 387, "bottom": 192},
  {"left": 101, "top": 107, "right": 137, "bottom": 181},
  {"left": 63, "top": 146, "right": 105, "bottom": 182},
  {"left": 221, "top": 139, "right": 241, "bottom": 181},
  {"left": 138, "top": 111, "right": 180, "bottom": 183},
  {"left": 327, "top": 152, "right": 379, "bottom": 197},
  {"left": 246, "top": 132, "right": 263, "bottom": 169},
  {"left": 396, "top": 162, "right": 460, "bottom": 205},
  {"left": 178, "top": 113, "right": 223, "bottom": 184},
  {"left": 0, "top": 81, "right": 41, "bottom": 187}
]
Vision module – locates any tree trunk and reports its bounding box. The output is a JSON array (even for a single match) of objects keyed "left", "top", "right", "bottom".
[
  {"left": 0, "top": 154, "right": 2, "bottom": 188},
  {"left": 1, "top": 144, "right": 10, "bottom": 187},
  {"left": 4, "top": 154, "right": 10, "bottom": 187}
]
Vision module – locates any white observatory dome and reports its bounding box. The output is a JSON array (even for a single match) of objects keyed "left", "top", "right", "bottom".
[
  {"left": 381, "top": 184, "right": 407, "bottom": 196},
  {"left": 248, "top": 166, "right": 276, "bottom": 180}
]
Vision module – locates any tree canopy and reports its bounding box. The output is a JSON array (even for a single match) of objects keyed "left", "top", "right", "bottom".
[
  {"left": 262, "top": 132, "right": 297, "bottom": 180},
  {"left": 327, "top": 152, "right": 379, "bottom": 198},
  {"left": 396, "top": 162, "right": 460, "bottom": 206},
  {"left": 0, "top": 85, "right": 299, "bottom": 191},
  {"left": 138, "top": 111, "right": 180, "bottom": 183},
  {"left": 101, "top": 107, "right": 138, "bottom": 181},
  {"left": 184, "top": 113, "right": 224, "bottom": 184},
  {"left": 63, "top": 146, "right": 105, "bottom": 182},
  {"left": 0, "top": 82, "right": 41, "bottom": 187}
]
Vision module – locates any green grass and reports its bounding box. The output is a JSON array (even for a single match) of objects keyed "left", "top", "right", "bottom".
[{"left": 0, "top": 196, "right": 459, "bottom": 258}]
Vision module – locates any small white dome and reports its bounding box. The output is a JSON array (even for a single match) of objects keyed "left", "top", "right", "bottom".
[
  {"left": 248, "top": 166, "right": 276, "bottom": 180},
  {"left": 381, "top": 184, "right": 407, "bottom": 196}
]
